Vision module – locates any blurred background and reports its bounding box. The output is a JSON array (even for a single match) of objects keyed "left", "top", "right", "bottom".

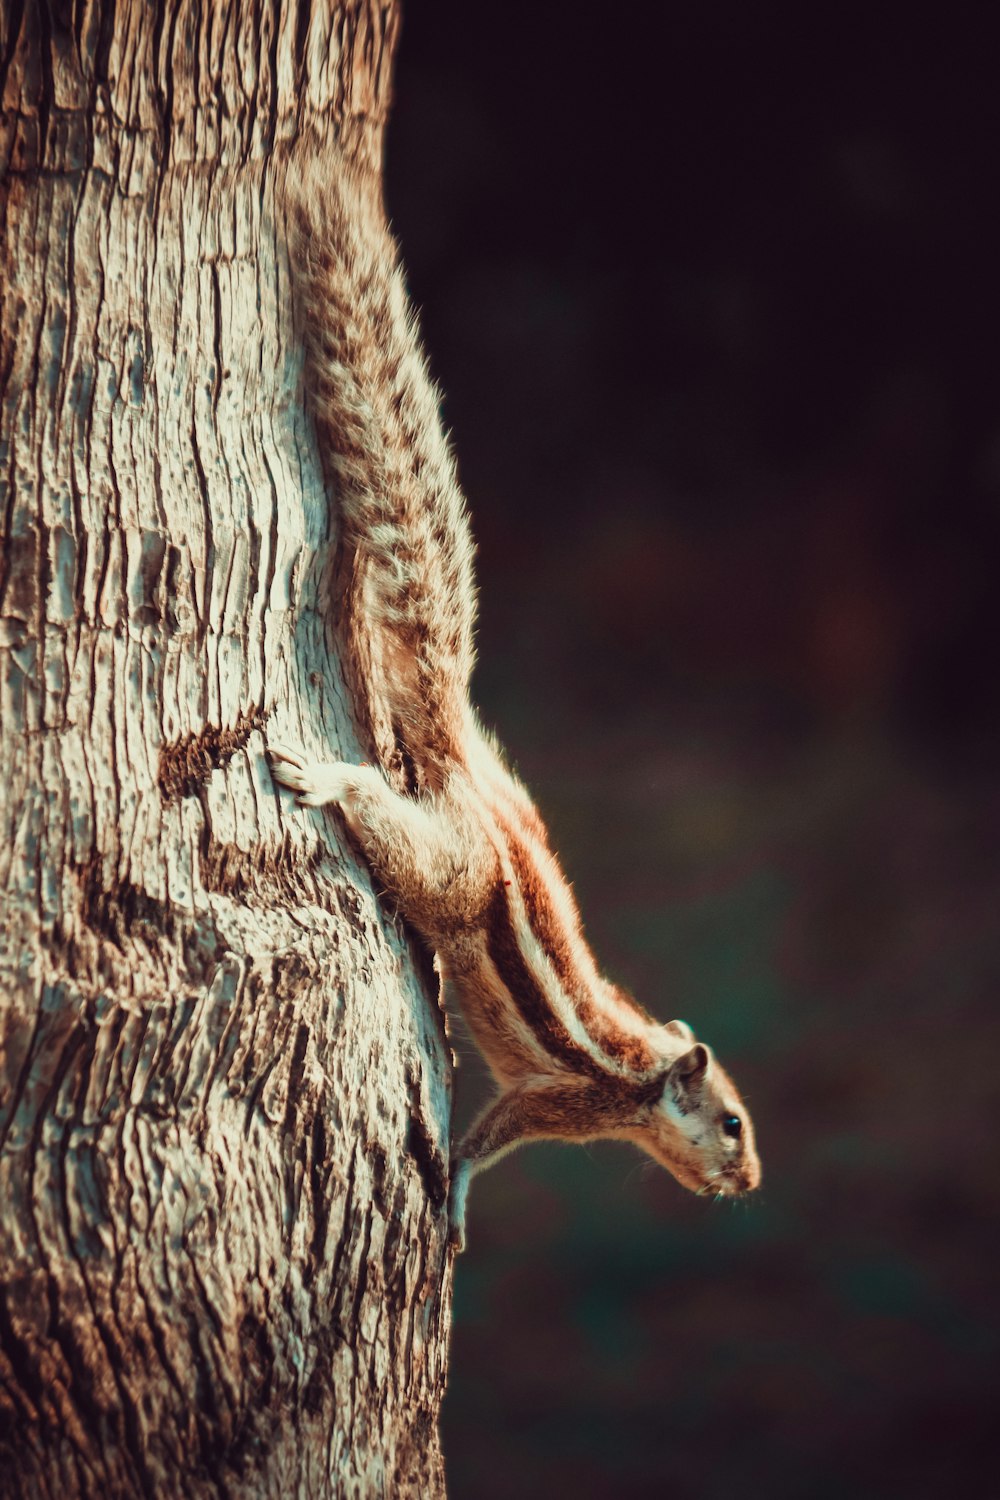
[{"left": 386, "top": 7, "right": 999, "bottom": 1497}]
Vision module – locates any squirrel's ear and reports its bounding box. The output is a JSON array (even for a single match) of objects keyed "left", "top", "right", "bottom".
[
  {"left": 667, "top": 1018, "right": 695, "bottom": 1043},
  {"left": 669, "top": 1043, "right": 711, "bottom": 1090}
]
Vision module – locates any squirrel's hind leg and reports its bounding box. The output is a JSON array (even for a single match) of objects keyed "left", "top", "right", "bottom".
[
  {"left": 268, "top": 743, "right": 361, "bottom": 814},
  {"left": 267, "top": 742, "right": 496, "bottom": 930}
]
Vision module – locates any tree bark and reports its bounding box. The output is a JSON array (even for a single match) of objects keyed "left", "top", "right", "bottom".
[{"left": 0, "top": 3, "right": 454, "bottom": 1496}]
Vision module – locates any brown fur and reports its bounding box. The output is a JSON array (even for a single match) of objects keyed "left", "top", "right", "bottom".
[{"left": 269, "top": 152, "right": 761, "bottom": 1251}]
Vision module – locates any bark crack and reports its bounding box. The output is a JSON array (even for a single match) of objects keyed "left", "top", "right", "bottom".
[{"left": 158, "top": 708, "right": 267, "bottom": 800}]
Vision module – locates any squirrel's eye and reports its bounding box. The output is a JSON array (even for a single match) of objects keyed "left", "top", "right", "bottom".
[{"left": 721, "top": 1114, "right": 742, "bottom": 1139}]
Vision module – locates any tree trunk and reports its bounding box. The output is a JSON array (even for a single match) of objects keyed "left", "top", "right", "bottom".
[{"left": 0, "top": 3, "right": 454, "bottom": 1496}]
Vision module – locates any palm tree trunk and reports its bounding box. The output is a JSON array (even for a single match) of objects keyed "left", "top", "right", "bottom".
[{"left": 0, "top": 3, "right": 454, "bottom": 1495}]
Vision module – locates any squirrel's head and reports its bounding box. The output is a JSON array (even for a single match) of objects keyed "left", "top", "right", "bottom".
[{"left": 637, "top": 1021, "right": 761, "bottom": 1198}]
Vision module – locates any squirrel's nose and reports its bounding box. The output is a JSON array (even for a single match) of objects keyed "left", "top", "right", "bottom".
[{"left": 741, "top": 1159, "right": 762, "bottom": 1193}]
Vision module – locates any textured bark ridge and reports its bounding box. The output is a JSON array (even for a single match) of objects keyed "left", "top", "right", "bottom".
[{"left": 0, "top": 4, "right": 454, "bottom": 1496}]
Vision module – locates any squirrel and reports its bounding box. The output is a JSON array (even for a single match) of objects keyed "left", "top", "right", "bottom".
[{"left": 268, "top": 155, "right": 761, "bottom": 1251}]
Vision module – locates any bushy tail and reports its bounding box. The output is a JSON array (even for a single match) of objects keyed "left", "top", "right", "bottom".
[{"left": 285, "top": 154, "right": 476, "bottom": 782}]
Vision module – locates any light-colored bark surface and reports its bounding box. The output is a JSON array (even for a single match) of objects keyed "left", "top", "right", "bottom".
[{"left": 0, "top": 3, "right": 454, "bottom": 1495}]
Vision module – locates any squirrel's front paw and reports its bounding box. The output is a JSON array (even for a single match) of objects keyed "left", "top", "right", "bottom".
[
  {"left": 448, "top": 1220, "right": 467, "bottom": 1255},
  {"left": 448, "top": 1158, "right": 472, "bottom": 1254}
]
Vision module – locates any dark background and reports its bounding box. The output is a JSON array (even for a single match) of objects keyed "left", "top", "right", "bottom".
[{"left": 386, "top": 8, "right": 1000, "bottom": 1498}]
